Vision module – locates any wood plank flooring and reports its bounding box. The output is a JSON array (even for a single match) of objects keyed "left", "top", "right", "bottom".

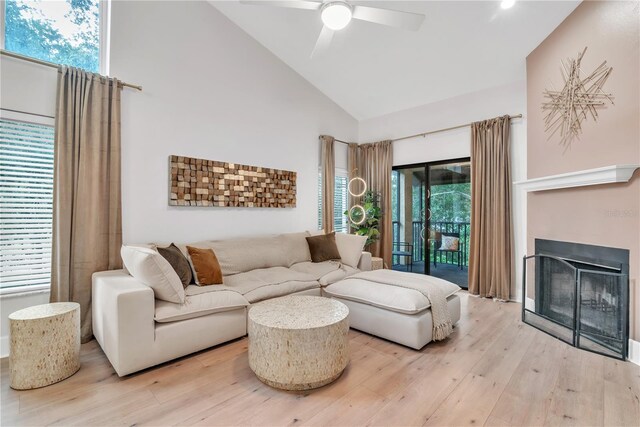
[{"left": 1, "top": 293, "right": 639, "bottom": 426}]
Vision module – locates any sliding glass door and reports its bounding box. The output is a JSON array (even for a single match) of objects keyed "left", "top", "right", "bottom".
[
  {"left": 391, "top": 158, "right": 471, "bottom": 288},
  {"left": 427, "top": 159, "right": 471, "bottom": 288},
  {"left": 391, "top": 166, "right": 427, "bottom": 274}
]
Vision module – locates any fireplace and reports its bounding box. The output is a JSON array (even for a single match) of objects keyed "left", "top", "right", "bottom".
[{"left": 522, "top": 239, "right": 629, "bottom": 360}]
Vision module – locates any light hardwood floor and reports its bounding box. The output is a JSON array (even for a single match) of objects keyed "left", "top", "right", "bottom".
[{"left": 1, "top": 293, "right": 639, "bottom": 427}]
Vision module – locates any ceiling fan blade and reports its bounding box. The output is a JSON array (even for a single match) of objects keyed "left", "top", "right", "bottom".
[
  {"left": 239, "top": 1, "right": 322, "bottom": 11},
  {"left": 311, "top": 26, "right": 334, "bottom": 58},
  {"left": 351, "top": 5, "right": 425, "bottom": 31}
]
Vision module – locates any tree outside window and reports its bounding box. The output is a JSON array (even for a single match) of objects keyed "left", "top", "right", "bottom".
[{"left": 4, "top": 0, "right": 101, "bottom": 72}]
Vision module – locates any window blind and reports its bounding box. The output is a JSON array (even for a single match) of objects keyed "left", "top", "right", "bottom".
[
  {"left": 334, "top": 176, "right": 348, "bottom": 233},
  {"left": 0, "top": 119, "right": 54, "bottom": 290},
  {"left": 318, "top": 171, "right": 323, "bottom": 230},
  {"left": 318, "top": 172, "right": 349, "bottom": 233}
]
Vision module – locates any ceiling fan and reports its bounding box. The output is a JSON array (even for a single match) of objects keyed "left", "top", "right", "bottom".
[{"left": 239, "top": 1, "right": 426, "bottom": 57}]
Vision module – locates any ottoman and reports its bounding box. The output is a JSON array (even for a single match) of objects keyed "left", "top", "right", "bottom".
[{"left": 323, "top": 273, "right": 461, "bottom": 350}]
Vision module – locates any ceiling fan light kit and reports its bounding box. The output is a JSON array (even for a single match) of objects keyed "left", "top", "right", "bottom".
[
  {"left": 501, "top": 0, "right": 516, "bottom": 10},
  {"left": 240, "top": 0, "right": 426, "bottom": 57},
  {"left": 321, "top": 2, "right": 352, "bottom": 31}
]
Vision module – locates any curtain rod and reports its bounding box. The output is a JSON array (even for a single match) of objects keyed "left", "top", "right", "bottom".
[
  {"left": 334, "top": 113, "right": 523, "bottom": 145},
  {"left": 1, "top": 50, "right": 143, "bottom": 91},
  {"left": 0, "top": 107, "right": 54, "bottom": 120}
]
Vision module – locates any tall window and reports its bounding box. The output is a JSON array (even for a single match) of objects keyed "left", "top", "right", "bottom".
[
  {"left": 0, "top": 118, "right": 54, "bottom": 292},
  {"left": 318, "top": 170, "right": 349, "bottom": 233},
  {"left": 3, "top": 0, "right": 104, "bottom": 72}
]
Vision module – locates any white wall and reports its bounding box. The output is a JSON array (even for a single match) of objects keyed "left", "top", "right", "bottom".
[
  {"left": 0, "top": 59, "right": 57, "bottom": 357},
  {"left": 1, "top": 1, "right": 358, "bottom": 246},
  {"left": 358, "top": 82, "right": 528, "bottom": 301},
  {"left": 0, "top": 57, "right": 57, "bottom": 118},
  {"left": 0, "top": 1, "right": 527, "bottom": 358},
  {"left": 0, "top": 0, "right": 357, "bottom": 356},
  {"left": 0, "top": 291, "right": 50, "bottom": 357},
  {"left": 110, "top": 1, "right": 357, "bottom": 244}
]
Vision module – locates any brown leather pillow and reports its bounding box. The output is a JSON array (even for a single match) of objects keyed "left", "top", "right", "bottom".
[
  {"left": 186, "top": 246, "right": 223, "bottom": 286},
  {"left": 157, "top": 243, "right": 193, "bottom": 288},
  {"left": 306, "top": 232, "right": 341, "bottom": 263}
]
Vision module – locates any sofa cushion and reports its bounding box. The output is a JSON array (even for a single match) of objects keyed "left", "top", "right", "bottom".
[
  {"left": 157, "top": 243, "right": 193, "bottom": 287},
  {"left": 155, "top": 288, "right": 248, "bottom": 323},
  {"left": 221, "top": 266, "right": 319, "bottom": 303},
  {"left": 335, "top": 233, "right": 368, "bottom": 268},
  {"left": 324, "top": 278, "right": 459, "bottom": 315},
  {"left": 176, "top": 233, "right": 310, "bottom": 276},
  {"left": 306, "top": 232, "right": 341, "bottom": 263},
  {"left": 120, "top": 245, "right": 185, "bottom": 304},
  {"left": 290, "top": 261, "right": 358, "bottom": 286},
  {"left": 187, "top": 246, "right": 223, "bottom": 285},
  {"left": 290, "top": 260, "right": 340, "bottom": 278},
  {"left": 245, "top": 280, "right": 320, "bottom": 303},
  {"left": 279, "top": 232, "right": 312, "bottom": 266},
  {"left": 323, "top": 265, "right": 359, "bottom": 285}
]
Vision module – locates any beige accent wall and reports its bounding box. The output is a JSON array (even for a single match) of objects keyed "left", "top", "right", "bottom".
[{"left": 526, "top": 1, "right": 640, "bottom": 341}]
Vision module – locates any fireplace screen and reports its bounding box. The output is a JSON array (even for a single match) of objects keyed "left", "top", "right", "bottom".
[
  {"left": 522, "top": 249, "right": 629, "bottom": 360},
  {"left": 577, "top": 269, "right": 627, "bottom": 357}
]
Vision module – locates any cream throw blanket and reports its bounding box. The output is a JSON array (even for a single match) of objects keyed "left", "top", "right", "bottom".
[{"left": 351, "top": 270, "right": 456, "bottom": 341}]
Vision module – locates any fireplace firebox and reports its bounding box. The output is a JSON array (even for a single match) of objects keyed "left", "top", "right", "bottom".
[{"left": 522, "top": 239, "right": 629, "bottom": 360}]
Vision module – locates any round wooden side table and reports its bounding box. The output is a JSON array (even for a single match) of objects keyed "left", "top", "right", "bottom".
[
  {"left": 9, "top": 302, "right": 81, "bottom": 390},
  {"left": 248, "top": 296, "right": 349, "bottom": 391}
]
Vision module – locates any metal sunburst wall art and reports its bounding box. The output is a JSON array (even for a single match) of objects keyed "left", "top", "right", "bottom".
[{"left": 542, "top": 47, "right": 614, "bottom": 150}]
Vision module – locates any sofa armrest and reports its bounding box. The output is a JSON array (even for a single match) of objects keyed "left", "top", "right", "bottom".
[
  {"left": 358, "top": 251, "right": 372, "bottom": 271},
  {"left": 92, "top": 269, "right": 155, "bottom": 376}
]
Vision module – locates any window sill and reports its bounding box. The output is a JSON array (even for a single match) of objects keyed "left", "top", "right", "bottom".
[{"left": 0, "top": 284, "right": 50, "bottom": 298}]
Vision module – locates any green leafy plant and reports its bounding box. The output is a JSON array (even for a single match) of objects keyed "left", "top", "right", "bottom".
[{"left": 344, "top": 190, "right": 382, "bottom": 247}]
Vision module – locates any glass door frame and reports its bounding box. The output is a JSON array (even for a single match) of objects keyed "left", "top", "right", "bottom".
[{"left": 392, "top": 156, "right": 471, "bottom": 277}]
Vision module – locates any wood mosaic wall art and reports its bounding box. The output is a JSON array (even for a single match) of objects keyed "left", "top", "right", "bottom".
[{"left": 169, "top": 155, "right": 296, "bottom": 208}]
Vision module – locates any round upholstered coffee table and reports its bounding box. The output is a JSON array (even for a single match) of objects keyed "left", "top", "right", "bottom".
[
  {"left": 9, "top": 302, "right": 81, "bottom": 390},
  {"left": 248, "top": 295, "right": 349, "bottom": 391}
]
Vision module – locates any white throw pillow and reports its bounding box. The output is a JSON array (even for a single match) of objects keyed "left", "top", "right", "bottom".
[
  {"left": 335, "top": 233, "right": 367, "bottom": 268},
  {"left": 120, "top": 245, "right": 185, "bottom": 303},
  {"left": 439, "top": 236, "right": 460, "bottom": 251},
  {"left": 120, "top": 243, "right": 156, "bottom": 275}
]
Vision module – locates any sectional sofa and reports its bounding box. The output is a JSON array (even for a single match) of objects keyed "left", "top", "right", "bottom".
[{"left": 92, "top": 231, "right": 460, "bottom": 376}]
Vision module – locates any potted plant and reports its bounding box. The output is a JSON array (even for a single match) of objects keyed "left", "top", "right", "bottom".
[{"left": 344, "top": 190, "right": 382, "bottom": 248}]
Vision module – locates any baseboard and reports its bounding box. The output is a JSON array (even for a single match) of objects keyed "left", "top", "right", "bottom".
[
  {"left": 628, "top": 339, "right": 640, "bottom": 366},
  {"left": 0, "top": 335, "right": 8, "bottom": 359},
  {"left": 524, "top": 297, "right": 535, "bottom": 311}
]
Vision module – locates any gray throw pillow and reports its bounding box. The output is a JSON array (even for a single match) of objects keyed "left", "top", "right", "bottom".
[
  {"left": 306, "top": 232, "right": 341, "bottom": 263},
  {"left": 157, "top": 243, "right": 193, "bottom": 288}
]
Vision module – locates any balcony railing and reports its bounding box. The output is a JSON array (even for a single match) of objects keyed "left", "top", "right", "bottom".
[{"left": 392, "top": 220, "right": 470, "bottom": 267}]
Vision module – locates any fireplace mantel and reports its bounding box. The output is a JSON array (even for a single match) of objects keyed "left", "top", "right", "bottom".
[{"left": 515, "top": 165, "right": 640, "bottom": 192}]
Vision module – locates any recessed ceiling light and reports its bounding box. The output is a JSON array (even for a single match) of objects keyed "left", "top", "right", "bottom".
[
  {"left": 321, "top": 2, "right": 353, "bottom": 31},
  {"left": 501, "top": 0, "right": 516, "bottom": 9}
]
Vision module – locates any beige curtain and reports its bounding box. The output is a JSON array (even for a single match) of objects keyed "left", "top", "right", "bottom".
[
  {"left": 320, "top": 135, "right": 335, "bottom": 233},
  {"left": 51, "top": 66, "right": 123, "bottom": 342},
  {"left": 468, "top": 115, "right": 513, "bottom": 300},
  {"left": 348, "top": 140, "right": 393, "bottom": 268}
]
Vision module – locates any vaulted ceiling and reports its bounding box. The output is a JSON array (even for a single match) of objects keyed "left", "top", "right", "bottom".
[{"left": 211, "top": 1, "right": 580, "bottom": 120}]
